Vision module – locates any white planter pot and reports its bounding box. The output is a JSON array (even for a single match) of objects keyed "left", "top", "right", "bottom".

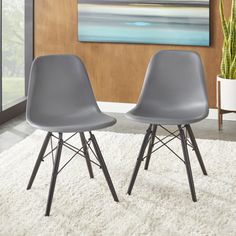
[{"left": 217, "top": 76, "right": 236, "bottom": 111}]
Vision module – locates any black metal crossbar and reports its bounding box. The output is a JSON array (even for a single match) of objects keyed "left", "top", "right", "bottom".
[
  {"left": 142, "top": 133, "right": 185, "bottom": 164},
  {"left": 62, "top": 142, "right": 84, "bottom": 157},
  {"left": 43, "top": 133, "right": 102, "bottom": 175},
  {"left": 57, "top": 149, "right": 82, "bottom": 174},
  {"left": 142, "top": 125, "right": 197, "bottom": 164},
  {"left": 159, "top": 125, "right": 194, "bottom": 149},
  {"left": 148, "top": 135, "right": 177, "bottom": 157},
  {"left": 154, "top": 135, "right": 185, "bottom": 164},
  {"left": 43, "top": 133, "right": 78, "bottom": 160},
  {"left": 153, "top": 129, "right": 179, "bottom": 147},
  {"left": 56, "top": 145, "right": 101, "bottom": 174}
]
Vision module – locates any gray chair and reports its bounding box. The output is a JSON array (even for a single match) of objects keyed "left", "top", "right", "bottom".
[
  {"left": 127, "top": 50, "right": 208, "bottom": 202},
  {"left": 26, "top": 55, "right": 119, "bottom": 216}
]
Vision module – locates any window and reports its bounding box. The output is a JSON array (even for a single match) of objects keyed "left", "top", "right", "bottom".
[
  {"left": 2, "top": 0, "right": 25, "bottom": 108},
  {"left": 0, "top": 0, "right": 33, "bottom": 122}
]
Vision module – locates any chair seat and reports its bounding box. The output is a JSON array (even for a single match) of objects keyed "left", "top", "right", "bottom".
[
  {"left": 27, "top": 110, "right": 116, "bottom": 133},
  {"left": 126, "top": 105, "right": 208, "bottom": 125}
]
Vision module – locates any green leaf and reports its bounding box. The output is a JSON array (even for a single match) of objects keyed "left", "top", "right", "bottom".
[
  {"left": 220, "top": 0, "right": 229, "bottom": 39},
  {"left": 220, "top": 0, "right": 236, "bottom": 79}
]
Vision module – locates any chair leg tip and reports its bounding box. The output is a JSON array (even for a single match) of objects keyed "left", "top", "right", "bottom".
[{"left": 45, "top": 210, "right": 50, "bottom": 216}]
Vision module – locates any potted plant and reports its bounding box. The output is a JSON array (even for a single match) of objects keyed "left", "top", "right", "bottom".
[{"left": 217, "top": 0, "right": 236, "bottom": 129}]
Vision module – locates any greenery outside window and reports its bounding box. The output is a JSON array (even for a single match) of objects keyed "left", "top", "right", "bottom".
[{"left": 0, "top": 0, "right": 33, "bottom": 123}]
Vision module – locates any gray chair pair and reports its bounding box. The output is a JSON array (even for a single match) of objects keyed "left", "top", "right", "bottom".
[{"left": 26, "top": 51, "right": 208, "bottom": 216}]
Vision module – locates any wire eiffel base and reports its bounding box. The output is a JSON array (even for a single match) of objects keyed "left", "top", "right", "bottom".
[
  {"left": 127, "top": 124, "right": 208, "bottom": 202},
  {"left": 26, "top": 131, "right": 119, "bottom": 216}
]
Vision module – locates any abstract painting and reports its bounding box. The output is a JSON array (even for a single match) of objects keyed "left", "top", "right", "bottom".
[{"left": 77, "top": 0, "right": 210, "bottom": 46}]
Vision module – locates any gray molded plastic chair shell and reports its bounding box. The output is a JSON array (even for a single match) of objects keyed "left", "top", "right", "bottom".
[
  {"left": 26, "top": 55, "right": 116, "bottom": 132},
  {"left": 126, "top": 50, "right": 209, "bottom": 125}
]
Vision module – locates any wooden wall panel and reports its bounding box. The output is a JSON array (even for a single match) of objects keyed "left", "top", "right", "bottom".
[{"left": 35, "top": 0, "right": 231, "bottom": 108}]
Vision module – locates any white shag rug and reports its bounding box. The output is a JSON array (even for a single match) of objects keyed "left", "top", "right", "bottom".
[{"left": 0, "top": 130, "right": 236, "bottom": 236}]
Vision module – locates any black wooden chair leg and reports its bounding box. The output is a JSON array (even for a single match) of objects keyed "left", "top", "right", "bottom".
[
  {"left": 178, "top": 126, "right": 197, "bottom": 202},
  {"left": 27, "top": 132, "right": 52, "bottom": 190},
  {"left": 80, "top": 132, "right": 94, "bottom": 178},
  {"left": 186, "top": 125, "right": 208, "bottom": 176},
  {"left": 127, "top": 125, "right": 152, "bottom": 195},
  {"left": 45, "top": 133, "right": 63, "bottom": 216},
  {"left": 144, "top": 125, "right": 157, "bottom": 170},
  {"left": 89, "top": 132, "right": 119, "bottom": 202}
]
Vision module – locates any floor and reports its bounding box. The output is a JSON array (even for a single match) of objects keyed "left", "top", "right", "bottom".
[{"left": 0, "top": 113, "right": 236, "bottom": 153}]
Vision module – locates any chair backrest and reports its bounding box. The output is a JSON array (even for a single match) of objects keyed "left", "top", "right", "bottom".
[
  {"left": 137, "top": 50, "right": 209, "bottom": 115},
  {"left": 26, "top": 55, "right": 100, "bottom": 122}
]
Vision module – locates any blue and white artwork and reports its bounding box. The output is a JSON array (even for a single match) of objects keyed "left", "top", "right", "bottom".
[{"left": 77, "top": 0, "right": 210, "bottom": 46}]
